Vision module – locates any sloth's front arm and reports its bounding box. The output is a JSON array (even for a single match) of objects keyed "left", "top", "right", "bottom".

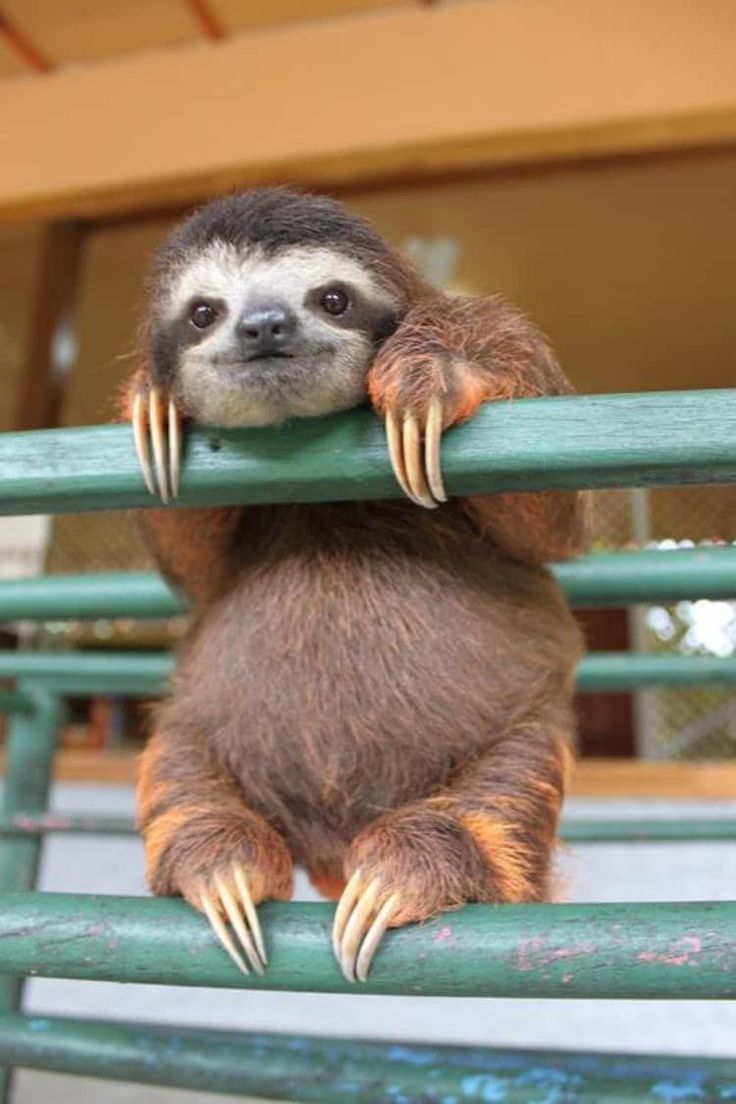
[{"left": 368, "top": 292, "right": 592, "bottom": 561}]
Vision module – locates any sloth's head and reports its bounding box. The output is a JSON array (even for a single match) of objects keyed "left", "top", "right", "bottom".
[{"left": 143, "top": 189, "right": 419, "bottom": 426}]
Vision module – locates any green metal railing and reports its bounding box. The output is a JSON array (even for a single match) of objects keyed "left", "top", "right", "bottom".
[
  {"left": 3, "top": 546, "right": 736, "bottom": 620},
  {"left": 3, "top": 647, "right": 736, "bottom": 697},
  {"left": 1, "top": 811, "right": 735, "bottom": 843},
  {"left": 2, "top": 389, "right": 736, "bottom": 516},
  {"left": 0, "top": 392, "right": 735, "bottom": 1102},
  {"left": 0, "top": 894, "right": 734, "bottom": 998},
  {"left": 1, "top": 1016, "right": 733, "bottom": 1104}
]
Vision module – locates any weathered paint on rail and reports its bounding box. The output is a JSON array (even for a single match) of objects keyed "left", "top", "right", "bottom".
[
  {"left": 2, "top": 390, "right": 736, "bottom": 515},
  {"left": 0, "top": 893, "right": 732, "bottom": 999},
  {"left": 0, "top": 1013, "right": 735, "bottom": 1102}
]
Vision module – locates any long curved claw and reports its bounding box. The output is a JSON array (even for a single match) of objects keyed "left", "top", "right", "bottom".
[
  {"left": 424, "top": 396, "right": 447, "bottom": 503},
  {"left": 200, "top": 892, "right": 251, "bottom": 976},
  {"left": 199, "top": 865, "right": 266, "bottom": 977},
  {"left": 149, "top": 387, "right": 169, "bottom": 502},
  {"left": 384, "top": 399, "right": 446, "bottom": 509},
  {"left": 403, "top": 413, "right": 436, "bottom": 509},
  {"left": 132, "top": 392, "right": 155, "bottom": 496},
  {"left": 385, "top": 411, "right": 420, "bottom": 507},
  {"left": 168, "top": 397, "right": 183, "bottom": 499},
  {"left": 332, "top": 867, "right": 363, "bottom": 960},
  {"left": 131, "top": 386, "right": 182, "bottom": 502},
  {"left": 233, "top": 863, "right": 267, "bottom": 966},
  {"left": 333, "top": 874, "right": 401, "bottom": 982},
  {"left": 216, "top": 876, "right": 264, "bottom": 975},
  {"left": 355, "top": 893, "right": 400, "bottom": 982}
]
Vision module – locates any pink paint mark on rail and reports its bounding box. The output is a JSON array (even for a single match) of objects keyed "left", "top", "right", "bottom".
[
  {"left": 517, "top": 937, "right": 545, "bottom": 972},
  {"left": 637, "top": 935, "right": 702, "bottom": 967},
  {"left": 517, "top": 938, "right": 597, "bottom": 973},
  {"left": 433, "top": 926, "right": 454, "bottom": 944}
]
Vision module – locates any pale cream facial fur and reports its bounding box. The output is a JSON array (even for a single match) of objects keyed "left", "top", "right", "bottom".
[{"left": 166, "top": 243, "right": 399, "bottom": 427}]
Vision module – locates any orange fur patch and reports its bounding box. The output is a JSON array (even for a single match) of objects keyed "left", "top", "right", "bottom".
[
  {"left": 137, "top": 745, "right": 174, "bottom": 826},
  {"left": 308, "top": 870, "right": 346, "bottom": 901},
  {"left": 460, "top": 811, "right": 533, "bottom": 902},
  {"left": 143, "top": 804, "right": 213, "bottom": 882},
  {"left": 453, "top": 366, "right": 488, "bottom": 423}
]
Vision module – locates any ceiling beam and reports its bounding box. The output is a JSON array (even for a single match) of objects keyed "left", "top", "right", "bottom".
[
  {"left": 2, "top": 0, "right": 736, "bottom": 224},
  {"left": 183, "top": 0, "right": 224, "bottom": 41},
  {"left": 0, "top": 11, "right": 51, "bottom": 74}
]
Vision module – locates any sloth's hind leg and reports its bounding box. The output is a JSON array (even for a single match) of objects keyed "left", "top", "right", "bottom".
[
  {"left": 138, "top": 726, "right": 293, "bottom": 975},
  {"left": 333, "top": 700, "right": 573, "bottom": 982}
]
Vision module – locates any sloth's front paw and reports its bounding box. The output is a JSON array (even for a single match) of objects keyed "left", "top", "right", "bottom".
[
  {"left": 333, "top": 806, "right": 489, "bottom": 981},
  {"left": 144, "top": 808, "right": 293, "bottom": 975},
  {"left": 131, "top": 385, "right": 183, "bottom": 503},
  {"left": 367, "top": 346, "right": 485, "bottom": 509}
]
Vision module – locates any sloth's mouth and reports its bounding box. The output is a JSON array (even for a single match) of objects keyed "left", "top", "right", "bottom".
[
  {"left": 244, "top": 352, "right": 295, "bottom": 363},
  {"left": 212, "top": 353, "right": 297, "bottom": 368}
]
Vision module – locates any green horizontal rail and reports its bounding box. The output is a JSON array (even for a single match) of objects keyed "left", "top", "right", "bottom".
[
  {"left": 1, "top": 812, "right": 735, "bottom": 844},
  {"left": 2, "top": 650, "right": 736, "bottom": 697},
  {"left": 578, "top": 653, "right": 736, "bottom": 690},
  {"left": 3, "top": 390, "right": 736, "bottom": 516},
  {"left": 559, "top": 818, "right": 736, "bottom": 842},
  {"left": 0, "top": 651, "right": 171, "bottom": 695},
  {"left": 0, "top": 814, "right": 135, "bottom": 837},
  {"left": 552, "top": 546, "right": 736, "bottom": 607},
  {"left": 0, "top": 893, "right": 733, "bottom": 999},
  {"left": 1, "top": 1014, "right": 734, "bottom": 1103},
  {"left": 0, "top": 573, "right": 185, "bottom": 622},
  {"left": 3, "top": 548, "right": 736, "bottom": 624}
]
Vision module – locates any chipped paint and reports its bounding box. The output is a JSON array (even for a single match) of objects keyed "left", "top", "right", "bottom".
[
  {"left": 460, "top": 1073, "right": 507, "bottom": 1101},
  {"left": 385, "top": 1045, "right": 436, "bottom": 1067},
  {"left": 26, "top": 1018, "right": 50, "bottom": 1033},
  {"left": 517, "top": 936, "right": 545, "bottom": 972},
  {"left": 517, "top": 937, "right": 597, "bottom": 973},
  {"left": 651, "top": 1073, "right": 707, "bottom": 1101},
  {"left": 638, "top": 936, "right": 703, "bottom": 968}
]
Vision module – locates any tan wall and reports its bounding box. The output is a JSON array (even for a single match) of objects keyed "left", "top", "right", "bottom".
[{"left": 352, "top": 151, "right": 736, "bottom": 395}]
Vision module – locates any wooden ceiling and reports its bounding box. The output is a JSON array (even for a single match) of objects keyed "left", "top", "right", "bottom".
[
  {"left": 0, "top": 0, "right": 413, "bottom": 76},
  {"left": 1, "top": 0, "right": 735, "bottom": 224}
]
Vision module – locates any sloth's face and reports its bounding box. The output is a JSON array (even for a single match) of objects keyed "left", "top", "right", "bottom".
[{"left": 154, "top": 242, "right": 400, "bottom": 427}]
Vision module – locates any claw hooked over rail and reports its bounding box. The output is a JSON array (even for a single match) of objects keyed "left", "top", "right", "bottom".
[
  {"left": 198, "top": 862, "right": 266, "bottom": 976},
  {"left": 132, "top": 388, "right": 182, "bottom": 503},
  {"left": 332, "top": 869, "right": 400, "bottom": 982},
  {"left": 385, "top": 395, "right": 447, "bottom": 509}
]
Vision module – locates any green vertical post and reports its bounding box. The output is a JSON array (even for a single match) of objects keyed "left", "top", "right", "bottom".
[{"left": 0, "top": 685, "right": 62, "bottom": 1103}]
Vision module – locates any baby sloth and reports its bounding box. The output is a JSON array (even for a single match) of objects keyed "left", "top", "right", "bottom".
[{"left": 126, "top": 187, "right": 590, "bottom": 982}]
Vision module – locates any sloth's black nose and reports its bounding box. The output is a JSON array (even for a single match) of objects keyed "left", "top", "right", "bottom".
[{"left": 236, "top": 304, "right": 296, "bottom": 357}]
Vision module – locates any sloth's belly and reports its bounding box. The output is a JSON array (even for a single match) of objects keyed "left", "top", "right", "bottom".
[{"left": 171, "top": 535, "right": 579, "bottom": 850}]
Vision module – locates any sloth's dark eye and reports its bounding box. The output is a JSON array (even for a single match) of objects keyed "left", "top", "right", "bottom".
[
  {"left": 190, "top": 302, "right": 218, "bottom": 329},
  {"left": 320, "top": 288, "right": 349, "bottom": 316}
]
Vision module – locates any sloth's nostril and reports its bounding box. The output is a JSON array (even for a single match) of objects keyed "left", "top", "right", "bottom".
[{"left": 237, "top": 305, "right": 295, "bottom": 351}]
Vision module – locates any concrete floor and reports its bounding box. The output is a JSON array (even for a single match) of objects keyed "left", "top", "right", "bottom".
[{"left": 9, "top": 783, "right": 736, "bottom": 1102}]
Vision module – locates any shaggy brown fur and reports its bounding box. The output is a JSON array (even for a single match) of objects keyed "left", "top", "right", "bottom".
[{"left": 129, "top": 188, "right": 590, "bottom": 929}]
